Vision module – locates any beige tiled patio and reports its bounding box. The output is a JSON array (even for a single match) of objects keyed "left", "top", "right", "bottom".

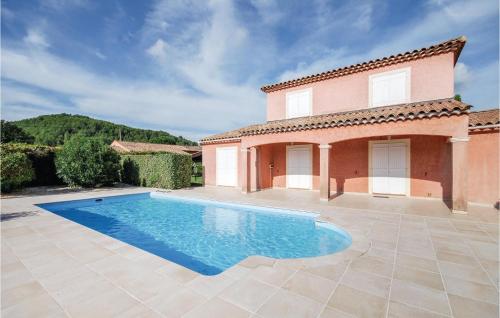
[{"left": 1, "top": 186, "right": 498, "bottom": 318}]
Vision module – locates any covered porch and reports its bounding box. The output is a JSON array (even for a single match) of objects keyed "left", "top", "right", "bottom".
[{"left": 239, "top": 113, "right": 471, "bottom": 213}]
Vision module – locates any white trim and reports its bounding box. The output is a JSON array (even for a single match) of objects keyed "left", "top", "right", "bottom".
[
  {"left": 318, "top": 144, "right": 332, "bottom": 149},
  {"left": 286, "top": 144, "right": 313, "bottom": 190},
  {"left": 369, "top": 67, "right": 411, "bottom": 108},
  {"left": 285, "top": 87, "right": 313, "bottom": 119},
  {"left": 368, "top": 139, "right": 411, "bottom": 196},
  {"left": 448, "top": 137, "right": 470, "bottom": 143}
]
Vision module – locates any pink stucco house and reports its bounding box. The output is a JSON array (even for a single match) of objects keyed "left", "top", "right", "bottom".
[{"left": 200, "top": 36, "right": 499, "bottom": 213}]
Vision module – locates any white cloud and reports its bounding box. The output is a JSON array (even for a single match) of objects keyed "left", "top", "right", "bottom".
[
  {"left": 93, "top": 50, "right": 106, "bottom": 60},
  {"left": 456, "top": 61, "right": 499, "bottom": 108},
  {"left": 23, "top": 29, "right": 50, "bottom": 48},
  {"left": 250, "top": 0, "right": 283, "bottom": 24},
  {"left": 40, "top": 0, "right": 90, "bottom": 11},
  {"left": 454, "top": 62, "right": 471, "bottom": 88},
  {"left": 278, "top": 0, "right": 498, "bottom": 84},
  {"left": 146, "top": 39, "right": 169, "bottom": 60},
  {"left": 1, "top": 46, "right": 264, "bottom": 141}
]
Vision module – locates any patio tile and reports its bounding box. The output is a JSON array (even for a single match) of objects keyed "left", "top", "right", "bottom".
[
  {"left": 220, "top": 277, "right": 278, "bottom": 312},
  {"left": 467, "top": 241, "right": 499, "bottom": 261},
  {"left": 388, "top": 301, "right": 448, "bottom": 318},
  {"left": 221, "top": 265, "right": 251, "bottom": 280},
  {"left": 371, "top": 239, "right": 397, "bottom": 250},
  {"left": 396, "top": 253, "right": 439, "bottom": 273},
  {"left": 304, "top": 260, "right": 349, "bottom": 281},
  {"left": 257, "top": 289, "right": 323, "bottom": 318},
  {"left": 186, "top": 273, "right": 236, "bottom": 298},
  {"left": 1, "top": 281, "right": 47, "bottom": 309},
  {"left": 394, "top": 264, "right": 444, "bottom": 291},
  {"left": 146, "top": 287, "right": 207, "bottom": 317},
  {"left": 319, "top": 307, "right": 355, "bottom": 318},
  {"left": 328, "top": 284, "right": 387, "bottom": 318},
  {"left": 432, "top": 240, "right": 473, "bottom": 256},
  {"left": 438, "top": 261, "right": 492, "bottom": 285},
  {"left": 118, "top": 304, "right": 163, "bottom": 318},
  {"left": 349, "top": 255, "right": 394, "bottom": 278},
  {"left": 38, "top": 264, "right": 99, "bottom": 293},
  {"left": 479, "top": 259, "right": 499, "bottom": 288},
  {"left": 1, "top": 292, "right": 67, "bottom": 318},
  {"left": 367, "top": 247, "right": 396, "bottom": 262},
  {"left": 248, "top": 265, "right": 296, "bottom": 287},
  {"left": 389, "top": 279, "right": 450, "bottom": 316},
  {"left": 443, "top": 275, "right": 498, "bottom": 305},
  {"left": 114, "top": 271, "right": 182, "bottom": 302},
  {"left": 1, "top": 265, "right": 36, "bottom": 291},
  {"left": 435, "top": 251, "right": 478, "bottom": 267},
  {"left": 64, "top": 287, "right": 140, "bottom": 318},
  {"left": 1, "top": 226, "right": 37, "bottom": 238},
  {"left": 239, "top": 256, "right": 275, "bottom": 268},
  {"left": 155, "top": 262, "right": 199, "bottom": 284},
  {"left": 340, "top": 268, "right": 391, "bottom": 298},
  {"left": 448, "top": 294, "right": 498, "bottom": 318},
  {"left": 51, "top": 276, "right": 117, "bottom": 306},
  {"left": 184, "top": 297, "right": 250, "bottom": 318},
  {"left": 283, "top": 270, "right": 336, "bottom": 303}
]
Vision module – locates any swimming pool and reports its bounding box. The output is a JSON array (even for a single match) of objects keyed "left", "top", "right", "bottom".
[{"left": 38, "top": 192, "right": 352, "bottom": 275}]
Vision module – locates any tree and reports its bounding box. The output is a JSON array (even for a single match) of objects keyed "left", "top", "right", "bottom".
[
  {"left": 0, "top": 120, "right": 34, "bottom": 144},
  {"left": 55, "top": 137, "right": 121, "bottom": 187},
  {"left": 454, "top": 94, "right": 462, "bottom": 102}
]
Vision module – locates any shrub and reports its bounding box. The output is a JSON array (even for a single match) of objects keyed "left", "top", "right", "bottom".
[
  {"left": 1, "top": 143, "right": 62, "bottom": 186},
  {"left": 56, "top": 137, "right": 121, "bottom": 187},
  {"left": 0, "top": 151, "right": 34, "bottom": 192},
  {"left": 121, "top": 152, "right": 192, "bottom": 189}
]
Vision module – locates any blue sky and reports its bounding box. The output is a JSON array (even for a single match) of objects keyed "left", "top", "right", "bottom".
[{"left": 1, "top": 0, "right": 498, "bottom": 141}]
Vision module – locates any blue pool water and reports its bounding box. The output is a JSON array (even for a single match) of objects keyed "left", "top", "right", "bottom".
[{"left": 38, "top": 192, "right": 351, "bottom": 275}]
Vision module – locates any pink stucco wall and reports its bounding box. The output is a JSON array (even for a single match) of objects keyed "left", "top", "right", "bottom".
[
  {"left": 266, "top": 53, "right": 455, "bottom": 121},
  {"left": 468, "top": 131, "right": 499, "bottom": 206}
]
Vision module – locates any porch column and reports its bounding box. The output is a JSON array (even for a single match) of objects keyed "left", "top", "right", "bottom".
[
  {"left": 241, "top": 147, "right": 251, "bottom": 193},
  {"left": 319, "top": 144, "right": 331, "bottom": 201},
  {"left": 449, "top": 137, "right": 469, "bottom": 213},
  {"left": 250, "top": 147, "right": 260, "bottom": 192}
]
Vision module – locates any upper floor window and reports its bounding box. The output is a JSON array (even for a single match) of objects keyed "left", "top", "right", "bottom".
[
  {"left": 369, "top": 68, "right": 411, "bottom": 107},
  {"left": 286, "top": 88, "right": 312, "bottom": 119}
]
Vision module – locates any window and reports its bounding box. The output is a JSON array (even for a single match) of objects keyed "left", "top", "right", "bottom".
[
  {"left": 369, "top": 68, "right": 411, "bottom": 107},
  {"left": 286, "top": 88, "right": 312, "bottom": 119}
]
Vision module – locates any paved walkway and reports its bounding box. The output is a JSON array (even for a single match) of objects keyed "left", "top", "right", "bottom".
[{"left": 1, "top": 186, "right": 498, "bottom": 317}]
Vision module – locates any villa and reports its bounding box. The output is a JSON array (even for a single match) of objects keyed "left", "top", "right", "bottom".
[{"left": 201, "top": 36, "right": 499, "bottom": 213}]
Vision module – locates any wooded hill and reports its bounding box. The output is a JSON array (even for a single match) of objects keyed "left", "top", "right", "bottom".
[{"left": 11, "top": 113, "right": 197, "bottom": 146}]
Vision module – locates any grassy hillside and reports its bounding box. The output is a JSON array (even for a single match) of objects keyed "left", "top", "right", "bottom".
[{"left": 13, "top": 114, "right": 197, "bottom": 146}]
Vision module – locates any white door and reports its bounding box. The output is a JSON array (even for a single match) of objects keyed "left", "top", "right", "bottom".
[
  {"left": 371, "top": 142, "right": 407, "bottom": 195},
  {"left": 286, "top": 145, "right": 312, "bottom": 189},
  {"left": 216, "top": 147, "right": 237, "bottom": 187}
]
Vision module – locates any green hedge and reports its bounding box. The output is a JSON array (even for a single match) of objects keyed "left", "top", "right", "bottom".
[
  {"left": 0, "top": 151, "right": 34, "bottom": 192},
  {"left": 121, "top": 152, "right": 192, "bottom": 189},
  {"left": 0, "top": 143, "right": 62, "bottom": 186}
]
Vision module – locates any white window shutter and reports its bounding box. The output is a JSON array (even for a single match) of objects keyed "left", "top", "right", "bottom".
[
  {"left": 370, "top": 68, "right": 409, "bottom": 107},
  {"left": 286, "top": 89, "right": 311, "bottom": 118}
]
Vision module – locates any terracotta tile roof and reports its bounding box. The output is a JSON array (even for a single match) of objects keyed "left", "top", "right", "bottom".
[
  {"left": 261, "top": 36, "right": 467, "bottom": 93},
  {"left": 110, "top": 140, "right": 201, "bottom": 155},
  {"left": 201, "top": 98, "right": 470, "bottom": 144},
  {"left": 468, "top": 109, "right": 500, "bottom": 129}
]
